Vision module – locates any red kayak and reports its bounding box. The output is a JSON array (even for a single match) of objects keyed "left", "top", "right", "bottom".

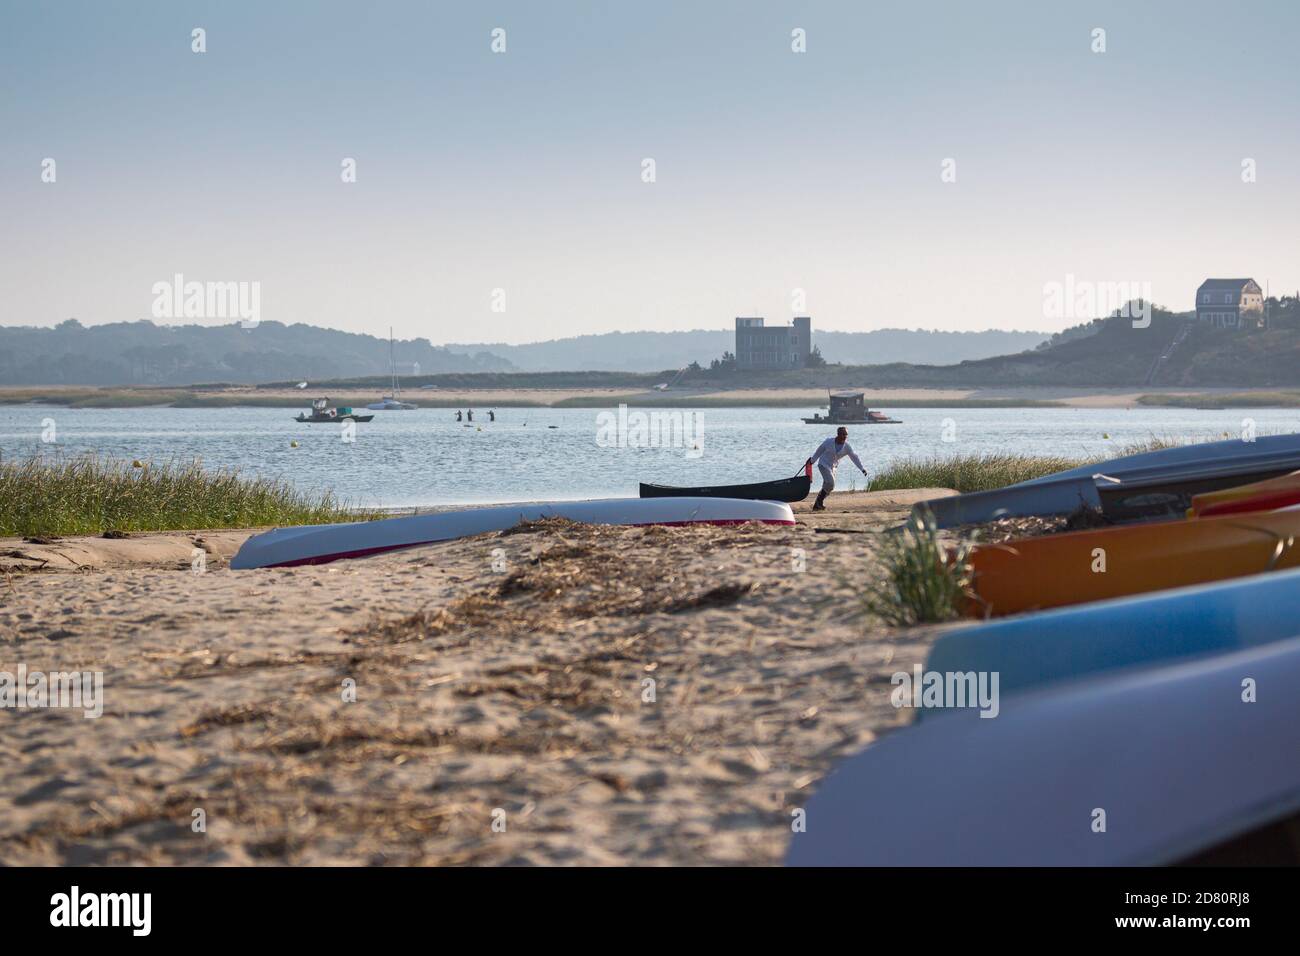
[{"left": 1190, "top": 470, "right": 1300, "bottom": 518}]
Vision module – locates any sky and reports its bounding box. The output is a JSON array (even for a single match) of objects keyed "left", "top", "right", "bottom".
[{"left": 2, "top": 0, "right": 1298, "bottom": 345}]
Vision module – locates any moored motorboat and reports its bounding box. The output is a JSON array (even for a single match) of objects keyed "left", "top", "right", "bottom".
[
  {"left": 801, "top": 410, "right": 901, "bottom": 424},
  {"left": 231, "top": 497, "right": 796, "bottom": 569},
  {"left": 801, "top": 391, "right": 900, "bottom": 424},
  {"left": 294, "top": 398, "right": 374, "bottom": 423}
]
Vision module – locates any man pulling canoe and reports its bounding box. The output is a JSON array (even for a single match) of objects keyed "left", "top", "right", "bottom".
[{"left": 806, "top": 427, "right": 868, "bottom": 511}]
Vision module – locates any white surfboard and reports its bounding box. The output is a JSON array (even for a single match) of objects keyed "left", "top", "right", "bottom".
[
  {"left": 231, "top": 497, "right": 795, "bottom": 569},
  {"left": 786, "top": 638, "right": 1300, "bottom": 866}
]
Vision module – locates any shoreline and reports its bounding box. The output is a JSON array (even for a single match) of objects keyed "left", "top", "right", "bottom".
[
  {"left": 4, "top": 385, "right": 1300, "bottom": 410},
  {"left": 0, "top": 489, "right": 954, "bottom": 572}
]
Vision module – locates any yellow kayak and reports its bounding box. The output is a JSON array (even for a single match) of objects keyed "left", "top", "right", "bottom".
[
  {"left": 966, "top": 507, "right": 1300, "bottom": 617},
  {"left": 1187, "top": 469, "right": 1300, "bottom": 518}
]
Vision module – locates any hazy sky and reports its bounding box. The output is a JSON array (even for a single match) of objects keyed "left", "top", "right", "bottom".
[{"left": 3, "top": 1, "right": 1298, "bottom": 344}]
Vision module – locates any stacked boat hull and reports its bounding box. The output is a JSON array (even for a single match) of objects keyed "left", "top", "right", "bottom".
[
  {"left": 792, "top": 433, "right": 1300, "bottom": 867},
  {"left": 916, "top": 433, "right": 1300, "bottom": 528},
  {"left": 966, "top": 505, "right": 1300, "bottom": 616}
]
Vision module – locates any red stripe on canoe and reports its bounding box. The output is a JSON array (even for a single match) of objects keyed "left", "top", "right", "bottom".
[{"left": 1197, "top": 489, "right": 1300, "bottom": 518}]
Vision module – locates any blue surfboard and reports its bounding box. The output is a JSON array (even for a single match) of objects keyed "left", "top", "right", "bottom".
[
  {"left": 786, "top": 638, "right": 1300, "bottom": 866},
  {"left": 921, "top": 566, "right": 1300, "bottom": 709}
]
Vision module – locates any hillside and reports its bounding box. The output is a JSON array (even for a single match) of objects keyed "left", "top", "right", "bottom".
[
  {"left": 0, "top": 320, "right": 513, "bottom": 385},
  {"left": 350, "top": 301, "right": 1300, "bottom": 390},
  {"left": 0, "top": 321, "right": 1047, "bottom": 385},
  {"left": 446, "top": 327, "right": 1049, "bottom": 371},
  {"left": 246, "top": 305, "right": 1300, "bottom": 393},
  {"left": 6, "top": 301, "right": 1300, "bottom": 389},
  {"left": 900, "top": 298, "right": 1300, "bottom": 388},
  {"left": 890, "top": 312, "right": 1196, "bottom": 387}
]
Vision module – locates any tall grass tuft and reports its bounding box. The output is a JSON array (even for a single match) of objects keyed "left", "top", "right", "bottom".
[
  {"left": 863, "top": 508, "right": 976, "bottom": 626},
  {"left": 867, "top": 453, "right": 1086, "bottom": 494},
  {"left": 0, "top": 454, "right": 362, "bottom": 537}
]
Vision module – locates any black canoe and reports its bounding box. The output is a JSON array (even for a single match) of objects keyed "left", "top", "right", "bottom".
[{"left": 639, "top": 472, "right": 811, "bottom": 503}]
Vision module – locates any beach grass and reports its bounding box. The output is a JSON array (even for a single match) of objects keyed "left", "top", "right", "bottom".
[
  {"left": 0, "top": 388, "right": 188, "bottom": 408},
  {"left": 863, "top": 508, "right": 976, "bottom": 625},
  {"left": 865, "top": 437, "right": 1193, "bottom": 494},
  {"left": 1137, "top": 390, "right": 1300, "bottom": 408},
  {"left": 867, "top": 452, "right": 1087, "bottom": 494},
  {"left": 0, "top": 454, "right": 363, "bottom": 537}
]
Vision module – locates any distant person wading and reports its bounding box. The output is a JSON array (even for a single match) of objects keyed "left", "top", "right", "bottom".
[{"left": 806, "top": 427, "right": 868, "bottom": 511}]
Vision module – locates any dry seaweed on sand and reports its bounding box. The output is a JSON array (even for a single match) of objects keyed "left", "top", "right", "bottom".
[
  {"left": 951, "top": 514, "right": 1070, "bottom": 543},
  {"left": 379, "top": 523, "right": 771, "bottom": 639},
  {"left": 3, "top": 496, "right": 935, "bottom": 866}
]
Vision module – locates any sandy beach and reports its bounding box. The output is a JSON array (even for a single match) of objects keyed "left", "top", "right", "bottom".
[{"left": 0, "top": 488, "right": 958, "bottom": 865}]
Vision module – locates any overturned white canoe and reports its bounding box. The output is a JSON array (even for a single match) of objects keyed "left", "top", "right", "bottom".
[{"left": 231, "top": 497, "right": 796, "bottom": 569}]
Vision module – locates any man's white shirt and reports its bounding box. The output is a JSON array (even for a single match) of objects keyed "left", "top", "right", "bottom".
[{"left": 811, "top": 437, "right": 865, "bottom": 473}]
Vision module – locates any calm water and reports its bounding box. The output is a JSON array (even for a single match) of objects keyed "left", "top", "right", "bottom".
[{"left": 3, "top": 405, "right": 1297, "bottom": 510}]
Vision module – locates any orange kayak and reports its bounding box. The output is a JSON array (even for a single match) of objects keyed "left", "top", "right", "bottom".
[
  {"left": 1188, "top": 470, "right": 1300, "bottom": 518},
  {"left": 966, "top": 507, "right": 1300, "bottom": 617}
]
